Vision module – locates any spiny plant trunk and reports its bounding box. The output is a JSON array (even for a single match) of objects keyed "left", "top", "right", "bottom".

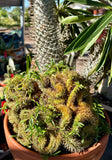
[
  {"left": 76, "top": 28, "right": 109, "bottom": 86},
  {"left": 77, "top": 43, "right": 104, "bottom": 86},
  {"left": 76, "top": 20, "right": 112, "bottom": 87},
  {"left": 29, "top": 0, "right": 67, "bottom": 70}
]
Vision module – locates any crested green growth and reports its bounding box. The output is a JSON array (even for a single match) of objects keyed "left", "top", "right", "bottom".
[{"left": 4, "top": 61, "right": 109, "bottom": 156}]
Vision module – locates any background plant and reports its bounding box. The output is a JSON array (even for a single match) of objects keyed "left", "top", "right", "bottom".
[
  {"left": 0, "top": 7, "right": 30, "bottom": 27},
  {"left": 63, "top": 0, "right": 112, "bottom": 85}
]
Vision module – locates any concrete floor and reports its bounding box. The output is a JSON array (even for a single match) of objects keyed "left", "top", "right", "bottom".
[
  {"left": 101, "top": 134, "right": 112, "bottom": 160},
  {"left": 101, "top": 111, "right": 112, "bottom": 160}
]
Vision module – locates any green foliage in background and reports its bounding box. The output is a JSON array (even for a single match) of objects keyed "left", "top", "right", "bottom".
[
  {"left": 0, "top": 7, "right": 30, "bottom": 27},
  {"left": 9, "top": 7, "right": 21, "bottom": 25}
]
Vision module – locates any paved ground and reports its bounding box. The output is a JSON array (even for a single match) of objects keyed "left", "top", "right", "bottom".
[{"left": 101, "top": 111, "right": 112, "bottom": 160}]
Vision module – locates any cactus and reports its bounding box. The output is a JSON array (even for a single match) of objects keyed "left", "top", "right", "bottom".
[{"left": 4, "top": 62, "right": 108, "bottom": 156}]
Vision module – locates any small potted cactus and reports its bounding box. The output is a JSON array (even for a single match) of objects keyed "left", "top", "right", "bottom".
[{"left": 3, "top": 61, "right": 110, "bottom": 160}]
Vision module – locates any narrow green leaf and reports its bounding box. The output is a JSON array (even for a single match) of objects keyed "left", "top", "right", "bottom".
[
  {"left": 64, "top": 26, "right": 90, "bottom": 54},
  {"left": 88, "top": 29, "right": 111, "bottom": 76},
  {"left": 10, "top": 135, "right": 17, "bottom": 137},
  {"left": 75, "top": 9, "right": 93, "bottom": 15},
  {"left": 108, "top": 27, "right": 112, "bottom": 84},
  {"left": 65, "top": 7, "right": 82, "bottom": 16},
  {"left": 108, "top": 60, "right": 112, "bottom": 84},
  {"left": 65, "top": 7, "right": 93, "bottom": 16},
  {"left": 80, "top": 31, "right": 102, "bottom": 56},
  {"left": 81, "top": 22, "right": 88, "bottom": 29},
  {"left": 94, "top": 74, "right": 104, "bottom": 87},
  {"left": 20, "top": 119, "right": 28, "bottom": 123},
  {"left": 81, "top": 12, "right": 112, "bottom": 55},
  {"left": 68, "top": 0, "right": 112, "bottom": 9},
  {"left": 35, "top": 60, "right": 42, "bottom": 72},
  {"left": 26, "top": 55, "right": 30, "bottom": 73},
  {"left": 65, "top": 11, "right": 112, "bottom": 55},
  {"left": 61, "top": 15, "right": 99, "bottom": 24},
  {"left": 65, "top": 16, "right": 101, "bottom": 54},
  {"left": 52, "top": 150, "right": 61, "bottom": 156},
  {"left": 73, "top": 24, "right": 80, "bottom": 36}
]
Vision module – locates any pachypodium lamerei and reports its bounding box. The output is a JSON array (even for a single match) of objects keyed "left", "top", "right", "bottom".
[{"left": 29, "top": 0, "right": 71, "bottom": 70}]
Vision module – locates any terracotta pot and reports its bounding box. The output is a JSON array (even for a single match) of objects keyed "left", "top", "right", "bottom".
[
  {"left": 4, "top": 111, "right": 110, "bottom": 160},
  {"left": 93, "top": 9, "right": 98, "bottom": 15}
]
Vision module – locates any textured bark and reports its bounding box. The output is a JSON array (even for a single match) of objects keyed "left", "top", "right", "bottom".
[
  {"left": 29, "top": 0, "right": 68, "bottom": 70},
  {"left": 77, "top": 25, "right": 110, "bottom": 86}
]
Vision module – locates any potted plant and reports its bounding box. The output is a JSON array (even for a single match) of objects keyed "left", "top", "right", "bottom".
[
  {"left": 2, "top": 0, "right": 111, "bottom": 159},
  {"left": 3, "top": 61, "right": 110, "bottom": 160}
]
